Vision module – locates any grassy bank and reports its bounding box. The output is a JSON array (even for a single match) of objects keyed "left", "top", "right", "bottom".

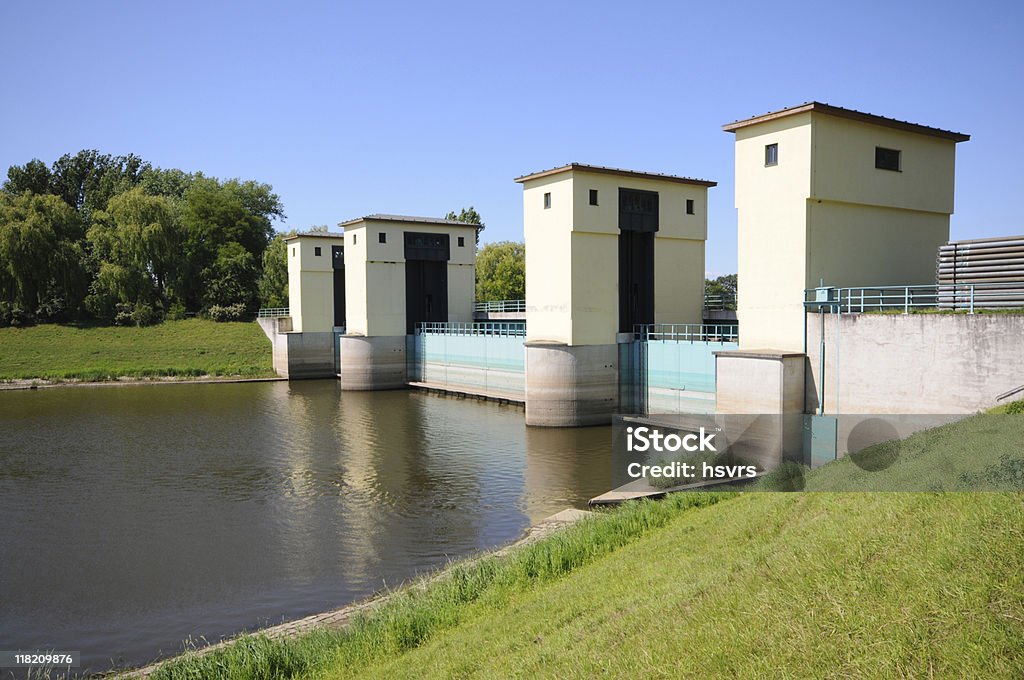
[
  {"left": 143, "top": 411, "right": 1024, "bottom": 679},
  {"left": 0, "top": 320, "right": 274, "bottom": 382}
]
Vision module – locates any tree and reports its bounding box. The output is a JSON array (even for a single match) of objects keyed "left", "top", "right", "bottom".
[
  {"left": 704, "top": 274, "right": 737, "bottom": 309},
  {"left": 475, "top": 241, "right": 525, "bottom": 301},
  {"left": 257, "top": 232, "right": 293, "bottom": 308},
  {"left": 85, "top": 188, "right": 180, "bottom": 321},
  {"left": 445, "top": 206, "right": 484, "bottom": 245},
  {"left": 0, "top": 192, "right": 86, "bottom": 321}
]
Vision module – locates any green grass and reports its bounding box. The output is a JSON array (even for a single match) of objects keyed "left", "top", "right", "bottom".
[
  {"left": 865, "top": 307, "right": 1024, "bottom": 315},
  {"left": 139, "top": 412, "right": 1024, "bottom": 679},
  {"left": 0, "top": 319, "right": 274, "bottom": 381}
]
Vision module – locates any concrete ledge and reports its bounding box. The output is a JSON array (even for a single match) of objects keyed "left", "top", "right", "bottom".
[{"left": 408, "top": 381, "right": 525, "bottom": 406}]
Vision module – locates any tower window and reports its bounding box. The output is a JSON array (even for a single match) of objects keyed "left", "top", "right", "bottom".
[
  {"left": 765, "top": 143, "right": 778, "bottom": 166},
  {"left": 686, "top": 199, "right": 695, "bottom": 215},
  {"left": 379, "top": 232, "right": 387, "bottom": 244},
  {"left": 458, "top": 236, "right": 465, "bottom": 247},
  {"left": 353, "top": 234, "right": 357, "bottom": 245},
  {"left": 314, "top": 246, "right": 322, "bottom": 256},
  {"left": 543, "top": 192, "right": 551, "bottom": 209},
  {"left": 291, "top": 247, "right": 296, "bottom": 257},
  {"left": 589, "top": 189, "right": 599, "bottom": 206},
  {"left": 875, "top": 147, "right": 901, "bottom": 171}
]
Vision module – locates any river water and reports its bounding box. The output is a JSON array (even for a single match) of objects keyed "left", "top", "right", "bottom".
[{"left": 0, "top": 380, "right": 612, "bottom": 673}]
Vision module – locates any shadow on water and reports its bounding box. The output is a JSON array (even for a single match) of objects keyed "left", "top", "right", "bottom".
[{"left": 0, "top": 381, "right": 611, "bottom": 673}]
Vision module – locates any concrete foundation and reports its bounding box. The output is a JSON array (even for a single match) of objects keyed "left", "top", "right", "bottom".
[
  {"left": 338, "top": 334, "right": 407, "bottom": 390},
  {"left": 258, "top": 318, "right": 338, "bottom": 379},
  {"left": 715, "top": 349, "right": 807, "bottom": 465},
  {"left": 524, "top": 342, "right": 618, "bottom": 427}
]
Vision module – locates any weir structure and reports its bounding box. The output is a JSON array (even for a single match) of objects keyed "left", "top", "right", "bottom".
[
  {"left": 514, "top": 164, "right": 716, "bottom": 426},
  {"left": 259, "top": 232, "right": 347, "bottom": 379},
  {"left": 260, "top": 103, "right": 1024, "bottom": 470},
  {"left": 336, "top": 215, "right": 478, "bottom": 390}
]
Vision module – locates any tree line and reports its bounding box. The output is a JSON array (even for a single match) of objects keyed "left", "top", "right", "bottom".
[
  {"left": 0, "top": 150, "right": 284, "bottom": 326},
  {"left": 0, "top": 152, "right": 530, "bottom": 328}
]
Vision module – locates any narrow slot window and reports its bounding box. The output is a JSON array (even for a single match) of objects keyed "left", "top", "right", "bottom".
[
  {"left": 765, "top": 143, "right": 778, "bottom": 166},
  {"left": 589, "top": 189, "right": 598, "bottom": 206},
  {"left": 543, "top": 192, "right": 551, "bottom": 209},
  {"left": 686, "top": 199, "right": 695, "bottom": 215}
]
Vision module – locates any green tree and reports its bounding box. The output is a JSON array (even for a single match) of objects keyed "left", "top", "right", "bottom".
[
  {"left": 704, "top": 274, "right": 737, "bottom": 309},
  {"left": 475, "top": 241, "right": 525, "bottom": 301},
  {"left": 85, "top": 188, "right": 180, "bottom": 320},
  {"left": 445, "top": 206, "right": 484, "bottom": 245},
  {"left": 257, "top": 232, "right": 293, "bottom": 308},
  {"left": 0, "top": 192, "right": 86, "bottom": 321},
  {"left": 179, "top": 176, "right": 282, "bottom": 311}
]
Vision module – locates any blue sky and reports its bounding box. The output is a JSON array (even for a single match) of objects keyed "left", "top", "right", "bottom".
[{"left": 1, "top": 0, "right": 1021, "bottom": 276}]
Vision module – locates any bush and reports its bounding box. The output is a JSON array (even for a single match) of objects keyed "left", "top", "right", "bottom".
[
  {"left": 113, "top": 302, "right": 162, "bottom": 327},
  {"left": 0, "top": 302, "right": 35, "bottom": 327},
  {"left": 206, "top": 303, "right": 248, "bottom": 322},
  {"left": 1006, "top": 399, "right": 1024, "bottom": 415}
]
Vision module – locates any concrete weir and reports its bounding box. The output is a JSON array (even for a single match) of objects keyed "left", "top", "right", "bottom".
[
  {"left": 524, "top": 342, "right": 618, "bottom": 426},
  {"left": 338, "top": 335, "right": 407, "bottom": 390}
]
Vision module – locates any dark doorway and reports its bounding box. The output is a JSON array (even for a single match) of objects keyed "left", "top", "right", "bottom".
[
  {"left": 404, "top": 232, "right": 450, "bottom": 334},
  {"left": 618, "top": 189, "right": 658, "bottom": 333},
  {"left": 332, "top": 245, "right": 346, "bottom": 328}
]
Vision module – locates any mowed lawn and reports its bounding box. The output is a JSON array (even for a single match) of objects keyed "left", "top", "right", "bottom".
[{"left": 0, "top": 319, "right": 274, "bottom": 381}]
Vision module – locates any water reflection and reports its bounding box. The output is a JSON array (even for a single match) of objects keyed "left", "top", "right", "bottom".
[{"left": 0, "top": 382, "right": 611, "bottom": 673}]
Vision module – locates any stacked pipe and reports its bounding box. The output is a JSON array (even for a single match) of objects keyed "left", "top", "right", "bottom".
[{"left": 936, "top": 235, "right": 1024, "bottom": 309}]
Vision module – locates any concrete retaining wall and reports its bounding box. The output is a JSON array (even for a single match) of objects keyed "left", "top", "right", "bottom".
[
  {"left": 257, "top": 318, "right": 337, "bottom": 379},
  {"left": 806, "top": 312, "right": 1024, "bottom": 414}
]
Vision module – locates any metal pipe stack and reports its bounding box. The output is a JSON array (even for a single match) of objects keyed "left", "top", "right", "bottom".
[{"left": 937, "top": 235, "right": 1024, "bottom": 309}]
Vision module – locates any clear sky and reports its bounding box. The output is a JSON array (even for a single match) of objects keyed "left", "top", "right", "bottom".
[{"left": 2, "top": 0, "right": 1021, "bottom": 276}]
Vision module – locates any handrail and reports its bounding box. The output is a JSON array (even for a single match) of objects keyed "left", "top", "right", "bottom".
[
  {"left": 473, "top": 299, "right": 527, "bottom": 313},
  {"left": 635, "top": 323, "right": 738, "bottom": 343},
  {"left": 703, "top": 293, "right": 737, "bottom": 311},
  {"left": 416, "top": 321, "right": 526, "bottom": 337},
  {"left": 257, "top": 307, "right": 290, "bottom": 318},
  {"left": 805, "top": 282, "right": 1024, "bottom": 314}
]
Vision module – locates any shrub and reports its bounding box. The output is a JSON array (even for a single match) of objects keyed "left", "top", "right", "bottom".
[
  {"left": 1006, "top": 399, "right": 1024, "bottom": 415},
  {"left": 0, "top": 302, "right": 35, "bottom": 327},
  {"left": 206, "top": 303, "right": 249, "bottom": 322},
  {"left": 113, "top": 302, "right": 162, "bottom": 327}
]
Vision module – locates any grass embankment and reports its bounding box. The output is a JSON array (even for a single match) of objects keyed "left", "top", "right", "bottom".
[
  {"left": 0, "top": 319, "right": 274, "bottom": 382},
  {"left": 146, "top": 410, "right": 1024, "bottom": 679}
]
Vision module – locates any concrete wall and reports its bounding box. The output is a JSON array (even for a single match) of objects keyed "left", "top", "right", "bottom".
[
  {"left": 805, "top": 312, "right": 1024, "bottom": 414},
  {"left": 258, "top": 317, "right": 337, "bottom": 379},
  {"left": 523, "top": 168, "right": 708, "bottom": 346},
  {"left": 286, "top": 235, "right": 345, "bottom": 333},
  {"left": 344, "top": 219, "right": 476, "bottom": 337}
]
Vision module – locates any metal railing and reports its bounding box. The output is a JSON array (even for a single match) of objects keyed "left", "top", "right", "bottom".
[
  {"left": 805, "top": 282, "right": 1024, "bottom": 314},
  {"left": 635, "top": 323, "right": 739, "bottom": 343},
  {"left": 257, "top": 307, "right": 290, "bottom": 318},
  {"left": 416, "top": 321, "right": 526, "bottom": 337},
  {"left": 473, "top": 299, "right": 527, "bottom": 313},
  {"left": 703, "top": 293, "right": 737, "bottom": 311}
]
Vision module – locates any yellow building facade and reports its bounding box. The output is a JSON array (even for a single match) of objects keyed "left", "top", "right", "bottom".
[
  {"left": 516, "top": 164, "right": 714, "bottom": 346},
  {"left": 723, "top": 102, "right": 969, "bottom": 351},
  {"left": 284, "top": 232, "right": 346, "bottom": 333},
  {"left": 514, "top": 164, "right": 715, "bottom": 426}
]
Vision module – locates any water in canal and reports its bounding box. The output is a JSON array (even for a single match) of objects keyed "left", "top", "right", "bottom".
[{"left": 0, "top": 380, "right": 612, "bottom": 673}]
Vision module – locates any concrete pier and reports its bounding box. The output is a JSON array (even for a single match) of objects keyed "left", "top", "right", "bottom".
[
  {"left": 524, "top": 342, "right": 618, "bottom": 426},
  {"left": 258, "top": 317, "right": 338, "bottom": 379},
  {"left": 338, "top": 335, "right": 407, "bottom": 390}
]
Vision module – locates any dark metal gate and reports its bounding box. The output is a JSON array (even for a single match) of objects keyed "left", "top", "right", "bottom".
[{"left": 404, "top": 232, "right": 450, "bottom": 334}]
